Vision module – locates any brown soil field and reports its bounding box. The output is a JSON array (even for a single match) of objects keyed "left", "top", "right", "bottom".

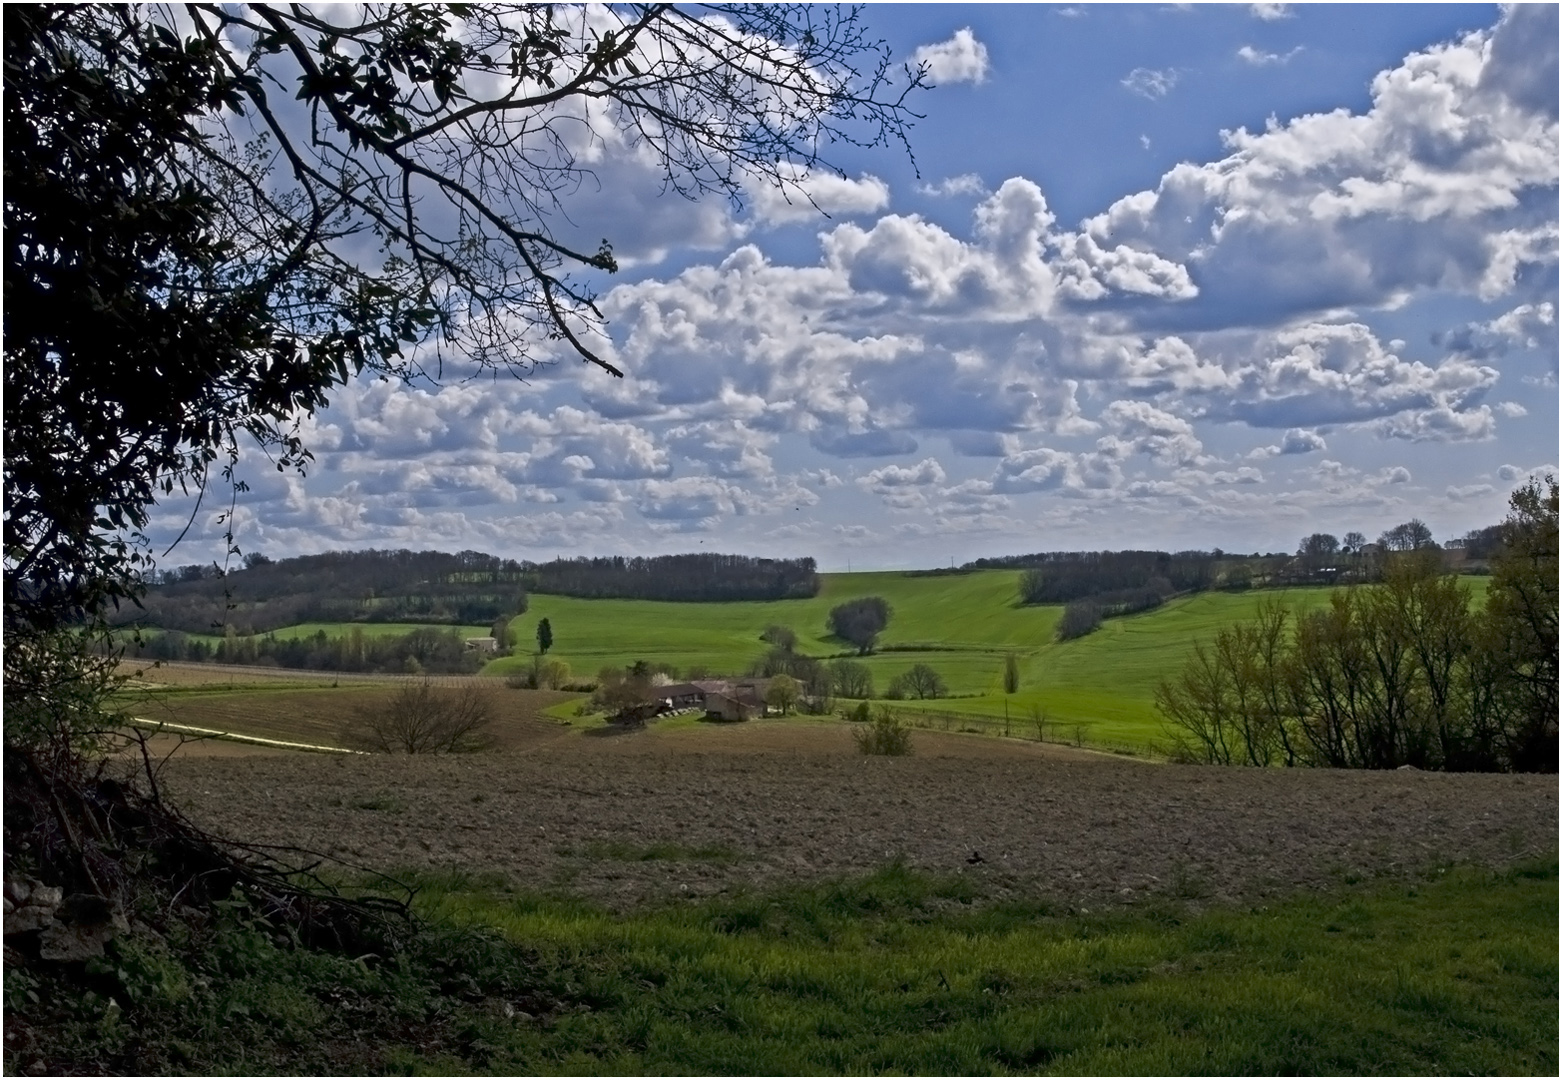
[
  {"left": 156, "top": 721, "right": 1558, "bottom": 913},
  {"left": 123, "top": 686, "right": 574, "bottom": 752}
]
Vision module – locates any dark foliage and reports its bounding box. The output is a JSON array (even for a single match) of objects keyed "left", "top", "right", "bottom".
[
  {"left": 828, "top": 596, "right": 891, "bottom": 654},
  {"left": 122, "top": 549, "right": 528, "bottom": 634},
  {"left": 1055, "top": 600, "right": 1102, "bottom": 641},
  {"left": 828, "top": 658, "right": 875, "bottom": 699},
  {"left": 1008, "top": 550, "right": 1216, "bottom": 604},
  {"left": 121, "top": 625, "right": 483, "bottom": 675},
  {"left": 526, "top": 553, "right": 819, "bottom": 602},
  {"left": 1158, "top": 478, "right": 1558, "bottom": 772}
]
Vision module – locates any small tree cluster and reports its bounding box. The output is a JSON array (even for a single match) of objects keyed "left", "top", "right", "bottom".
[
  {"left": 828, "top": 658, "right": 875, "bottom": 699},
  {"left": 1056, "top": 600, "right": 1102, "bottom": 640},
  {"left": 760, "top": 624, "right": 798, "bottom": 651},
  {"left": 1157, "top": 478, "right": 1557, "bottom": 772},
  {"left": 886, "top": 663, "right": 946, "bottom": 700}
]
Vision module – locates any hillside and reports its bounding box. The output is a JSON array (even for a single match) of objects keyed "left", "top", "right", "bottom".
[{"left": 490, "top": 572, "right": 1458, "bottom": 747}]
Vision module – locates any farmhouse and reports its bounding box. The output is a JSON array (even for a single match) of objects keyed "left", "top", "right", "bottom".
[
  {"left": 654, "top": 678, "right": 769, "bottom": 721},
  {"left": 463, "top": 636, "right": 499, "bottom": 653}
]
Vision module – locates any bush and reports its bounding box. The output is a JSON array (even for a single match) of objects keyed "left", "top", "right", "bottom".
[
  {"left": 344, "top": 681, "right": 495, "bottom": 753},
  {"left": 853, "top": 706, "right": 912, "bottom": 756},
  {"left": 839, "top": 701, "right": 871, "bottom": 723}
]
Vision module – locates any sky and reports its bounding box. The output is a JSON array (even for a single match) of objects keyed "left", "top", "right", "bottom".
[{"left": 152, "top": 3, "right": 1558, "bottom": 572}]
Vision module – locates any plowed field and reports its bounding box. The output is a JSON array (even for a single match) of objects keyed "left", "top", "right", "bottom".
[{"left": 157, "top": 722, "right": 1557, "bottom": 913}]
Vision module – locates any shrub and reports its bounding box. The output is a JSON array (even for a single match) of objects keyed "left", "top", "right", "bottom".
[
  {"left": 853, "top": 706, "right": 912, "bottom": 756},
  {"left": 839, "top": 701, "right": 871, "bottom": 723}
]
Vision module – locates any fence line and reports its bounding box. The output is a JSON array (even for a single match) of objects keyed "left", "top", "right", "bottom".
[{"left": 883, "top": 705, "right": 1162, "bottom": 760}]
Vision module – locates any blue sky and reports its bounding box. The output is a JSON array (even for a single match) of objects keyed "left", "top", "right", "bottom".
[{"left": 155, "top": 3, "right": 1557, "bottom": 571}]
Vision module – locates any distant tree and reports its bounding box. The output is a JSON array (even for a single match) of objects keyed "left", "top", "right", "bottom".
[
  {"left": 829, "top": 659, "right": 875, "bottom": 699},
  {"left": 242, "top": 552, "right": 272, "bottom": 569},
  {"left": 536, "top": 618, "right": 553, "bottom": 655},
  {"left": 1298, "top": 533, "right": 1340, "bottom": 557},
  {"left": 490, "top": 617, "right": 512, "bottom": 654},
  {"left": 1341, "top": 531, "right": 1368, "bottom": 555},
  {"left": 828, "top": 597, "right": 891, "bottom": 654},
  {"left": 901, "top": 663, "right": 947, "bottom": 700},
  {"left": 536, "top": 657, "right": 572, "bottom": 691},
  {"left": 345, "top": 681, "right": 495, "bottom": 754},
  {"left": 765, "top": 674, "right": 801, "bottom": 716},
  {"left": 760, "top": 624, "right": 798, "bottom": 652},
  {"left": 1456, "top": 524, "right": 1506, "bottom": 560},
  {"left": 1379, "top": 519, "right": 1435, "bottom": 551},
  {"left": 1003, "top": 653, "right": 1020, "bottom": 695}
]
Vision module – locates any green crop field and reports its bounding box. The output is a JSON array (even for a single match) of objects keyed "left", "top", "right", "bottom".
[
  {"left": 488, "top": 573, "right": 1486, "bottom": 750},
  {"left": 145, "top": 621, "right": 496, "bottom": 647}
]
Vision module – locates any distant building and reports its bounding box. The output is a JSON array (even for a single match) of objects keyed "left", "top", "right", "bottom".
[
  {"left": 654, "top": 678, "right": 769, "bottom": 721},
  {"left": 463, "top": 636, "right": 499, "bottom": 653}
]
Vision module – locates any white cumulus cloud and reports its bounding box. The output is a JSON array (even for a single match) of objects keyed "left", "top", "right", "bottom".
[{"left": 913, "top": 28, "right": 991, "bottom": 85}]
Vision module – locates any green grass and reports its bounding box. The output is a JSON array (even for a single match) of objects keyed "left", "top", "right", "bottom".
[
  {"left": 401, "top": 856, "right": 1559, "bottom": 1074},
  {"left": 148, "top": 621, "right": 496, "bottom": 646},
  {"left": 142, "top": 574, "right": 1494, "bottom": 754},
  {"left": 258, "top": 621, "right": 495, "bottom": 641},
  {"left": 495, "top": 574, "right": 1390, "bottom": 749},
  {"left": 14, "top": 857, "right": 1552, "bottom": 1074}
]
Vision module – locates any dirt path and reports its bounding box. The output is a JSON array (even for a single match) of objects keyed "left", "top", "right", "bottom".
[{"left": 155, "top": 720, "right": 1556, "bottom": 913}]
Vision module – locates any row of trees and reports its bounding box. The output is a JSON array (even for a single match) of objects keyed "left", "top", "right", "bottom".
[
  {"left": 1007, "top": 551, "right": 1219, "bottom": 603},
  {"left": 1157, "top": 479, "right": 1557, "bottom": 772},
  {"left": 127, "top": 549, "right": 531, "bottom": 635},
  {"left": 122, "top": 626, "right": 486, "bottom": 675},
  {"left": 525, "top": 554, "right": 819, "bottom": 602}
]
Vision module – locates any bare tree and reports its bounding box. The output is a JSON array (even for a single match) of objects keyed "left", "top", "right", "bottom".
[
  {"left": 900, "top": 663, "right": 947, "bottom": 700},
  {"left": 345, "top": 680, "right": 496, "bottom": 754}
]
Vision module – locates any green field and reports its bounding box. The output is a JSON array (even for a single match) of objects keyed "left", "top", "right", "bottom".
[
  {"left": 490, "top": 573, "right": 1439, "bottom": 749},
  {"left": 154, "top": 621, "right": 496, "bottom": 646},
  {"left": 21, "top": 857, "right": 1552, "bottom": 1074},
  {"left": 138, "top": 572, "right": 1493, "bottom": 754}
]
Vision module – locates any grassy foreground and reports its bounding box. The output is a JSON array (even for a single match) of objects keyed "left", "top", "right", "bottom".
[{"left": 10, "top": 858, "right": 1553, "bottom": 1074}]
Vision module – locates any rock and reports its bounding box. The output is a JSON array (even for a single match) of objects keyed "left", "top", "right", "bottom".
[
  {"left": 36, "top": 894, "right": 126, "bottom": 962},
  {"left": 3, "top": 881, "right": 62, "bottom": 936}
]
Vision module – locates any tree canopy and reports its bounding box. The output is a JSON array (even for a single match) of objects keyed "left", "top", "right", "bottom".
[{"left": 3, "top": 4, "right": 924, "bottom": 737}]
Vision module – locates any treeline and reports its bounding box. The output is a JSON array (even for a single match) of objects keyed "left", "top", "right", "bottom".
[
  {"left": 126, "top": 549, "right": 529, "bottom": 635},
  {"left": 1157, "top": 479, "right": 1557, "bottom": 773},
  {"left": 526, "top": 554, "right": 818, "bottom": 602},
  {"left": 122, "top": 626, "right": 485, "bottom": 675},
  {"left": 1007, "top": 550, "right": 1218, "bottom": 604}
]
